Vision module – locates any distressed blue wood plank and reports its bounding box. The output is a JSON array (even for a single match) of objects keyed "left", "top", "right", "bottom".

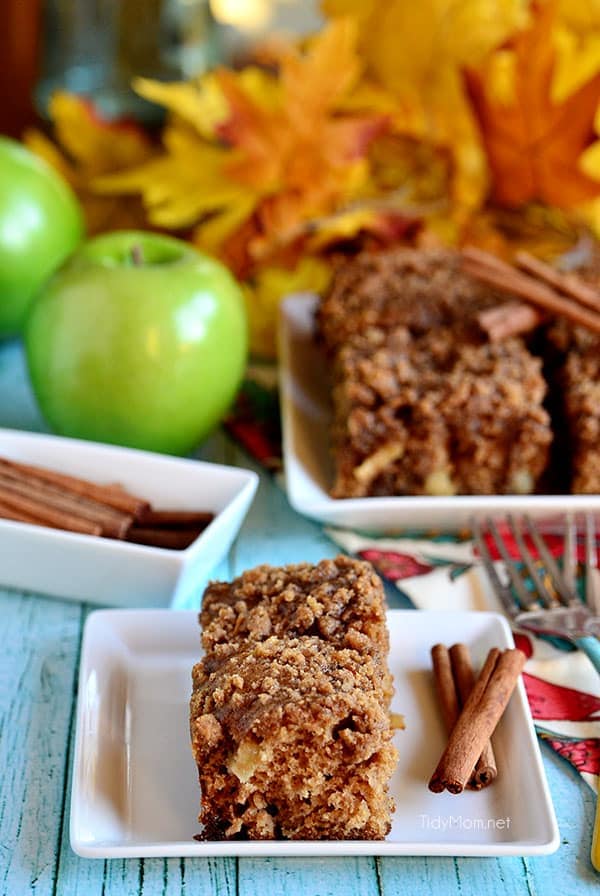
[
  {"left": 379, "top": 856, "right": 465, "bottom": 894},
  {"left": 379, "top": 855, "right": 533, "bottom": 896},
  {"left": 524, "top": 745, "right": 599, "bottom": 896},
  {"left": 96, "top": 857, "right": 238, "bottom": 896},
  {"left": 177, "top": 858, "right": 237, "bottom": 896},
  {"left": 0, "top": 590, "right": 82, "bottom": 896},
  {"left": 238, "top": 857, "right": 380, "bottom": 896},
  {"left": 6, "top": 602, "right": 105, "bottom": 896}
]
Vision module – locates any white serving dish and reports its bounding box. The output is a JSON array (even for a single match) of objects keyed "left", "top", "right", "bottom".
[
  {"left": 0, "top": 428, "right": 257, "bottom": 607},
  {"left": 70, "top": 608, "right": 558, "bottom": 858},
  {"left": 279, "top": 294, "right": 600, "bottom": 532}
]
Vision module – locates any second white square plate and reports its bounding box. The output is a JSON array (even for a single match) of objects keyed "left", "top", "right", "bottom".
[
  {"left": 70, "top": 608, "right": 558, "bottom": 858},
  {"left": 279, "top": 293, "right": 600, "bottom": 532}
]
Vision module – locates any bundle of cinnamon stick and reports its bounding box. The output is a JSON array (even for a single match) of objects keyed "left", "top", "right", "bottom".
[
  {"left": 461, "top": 247, "right": 600, "bottom": 341},
  {"left": 0, "top": 456, "right": 214, "bottom": 550},
  {"left": 429, "top": 642, "right": 526, "bottom": 794}
]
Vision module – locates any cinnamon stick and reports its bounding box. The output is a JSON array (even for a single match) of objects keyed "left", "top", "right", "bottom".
[
  {"left": 429, "top": 647, "right": 525, "bottom": 794},
  {"left": 431, "top": 643, "right": 460, "bottom": 733},
  {"left": 515, "top": 250, "right": 600, "bottom": 312},
  {"left": 0, "top": 499, "right": 53, "bottom": 528},
  {"left": 136, "top": 508, "right": 214, "bottom": 529},
  {"left": 126, "top": 526, "right": 202, "bottom": 550},
  {"left": 0, "top": 486, "right": 102, "bottom": 536},
  {"left": 461, "top": 246, "right": 511, "bottom": 273},
  {"left": 462, "top": 248, "right": 600, "bottom": 336},
  {"left": 0, "top": 457, "right": 149, "bottom": 517},
  {"left": 477, "top": 301, "right": 544, "bottom": 342},
  {"left": 0, "top": 456, "right": 214, "bottom": 546},
  {"left": 462, "top": 254, "right": 556, "bottom": 306},
  {"left": 0, "top": 469, "right": 132, "bottom": 538},
  {"left": 449, "top": 643, "right": 498, "bottom": 789}
]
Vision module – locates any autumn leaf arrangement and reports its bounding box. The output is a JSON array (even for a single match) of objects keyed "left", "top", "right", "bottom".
[{"left": 28, "top": 0, "right": 600, "bottom": 356}]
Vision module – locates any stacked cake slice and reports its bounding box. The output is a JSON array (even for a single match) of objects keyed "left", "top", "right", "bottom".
[{"left": 190, "top": 556, "right": 398, "bottom": 840}]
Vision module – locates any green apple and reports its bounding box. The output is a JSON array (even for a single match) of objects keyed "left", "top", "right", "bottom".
[
  {"left": 0, "top": 137, "right": 83, "bottom": 337},
  {"left": 25, "top": 231, "right": 248, "bottom": 455}
]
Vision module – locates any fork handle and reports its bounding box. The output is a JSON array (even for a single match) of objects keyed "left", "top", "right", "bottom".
[
  {"left": 574, "top": 635, "right": 600, "bottom": 872},
  {"left": 574, "top": 635, "right": 600, "bottom": 677},
  {"left": 593, "top": 788, "right": 600, "bottom": 873}
]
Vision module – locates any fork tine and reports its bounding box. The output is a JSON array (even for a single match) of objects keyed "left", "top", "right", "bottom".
[
  {"left": 524, "top": 515, "right": 575, "bottom": 606},
  {"left": 563, "top": 513, "right": 577, "bottom": 594},
  {"left": 585, "top": 514, "right": 600, "bottom": 615},
  {"left": 507, "top": 514, "right": 555, "bottom": 608},
  {"left": 487, "top": 517, "right": 537, "bottom": 610},
  {"left": 471, "top": 518, "right": 518, "bottom": 619}
]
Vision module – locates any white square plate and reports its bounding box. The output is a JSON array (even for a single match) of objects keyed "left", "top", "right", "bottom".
[
  {"left": 70, "top": 608, "right": 559, "bottom": 857},
  {"left": 0, "top": 428, "right": 258, "bottom": 606},
  {"left": 279, "top": 294, "right": 600, "bottom": 532}
]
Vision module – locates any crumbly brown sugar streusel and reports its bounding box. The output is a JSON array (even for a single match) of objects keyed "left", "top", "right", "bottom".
[{"left": 200, "top": 555, "right": 388, "bottom": 656}]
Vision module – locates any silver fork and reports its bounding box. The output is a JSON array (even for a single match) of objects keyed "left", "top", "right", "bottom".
[
  {"left": 472, "top": 513, "right": 600, "bottom": 675},
  {"left": 474, "top": 513, "right": 600, "bottom": 873}
]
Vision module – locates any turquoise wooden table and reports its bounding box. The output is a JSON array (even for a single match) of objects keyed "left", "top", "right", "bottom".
[{"left": 0, "top": 339, "right": 598, "bottom": 896}]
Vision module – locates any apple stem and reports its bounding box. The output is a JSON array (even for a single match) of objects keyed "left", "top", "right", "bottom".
[{"left": 130, "top": 244, "right": 144, "bottom": 266}]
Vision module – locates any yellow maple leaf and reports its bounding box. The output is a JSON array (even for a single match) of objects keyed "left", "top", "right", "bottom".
[
  {"left": 25, "top": 92, "right": 155, "bottom": 234},
  {"left": 466, "top": 1, "right": 600, "bottom": 209},
  {"left": 552, "top": 26, "right": 600, "bottom": 103},
  {"left": 133, "top": 67, "right": 279, "bottom": 140},
  {"left": 133, "top": 74, "right": 228, "bottom": 139},
  {"left": 322, "top": 0, "right": 372, "bottom": 16},
  {"left": 557, "top": 0, "right": 600, "bottom": 31},
  {"left": 41, "top": 92, "right": 155, "bottom": 176},
  {"left": 96, "top": 126, "right": 254, "bottom": 230},
  {"left": 322, "top": 0, "right": 529, "bottom": 210}
]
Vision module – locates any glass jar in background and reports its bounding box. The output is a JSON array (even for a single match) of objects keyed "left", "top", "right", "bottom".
[
  {"left": 208, "top": 0, "right": 322, "bottom": 61},
  {"left": 36, "top": 0, "right": 222, "bottom": 123}
]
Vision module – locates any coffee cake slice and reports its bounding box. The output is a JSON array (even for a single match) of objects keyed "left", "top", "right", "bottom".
[
  {"left": 329, "top": 325, "right": 551, "bottom": 498},
  {"left": 190, "top": 557, "right": 397, "bottom": 840},
  {"left": 318, "top": 247, "right": 553, "bottom": 498},
  {"left": 190, "top": 635, "right": 397, "bottom": 840}
]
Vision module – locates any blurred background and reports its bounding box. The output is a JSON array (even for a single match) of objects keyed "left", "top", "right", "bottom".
[
  {"left": 4, "top": 0, "right": 599, "bottom": 364},
  {"left": 0, "top": 0, "right": 322, "bottom": 135}
]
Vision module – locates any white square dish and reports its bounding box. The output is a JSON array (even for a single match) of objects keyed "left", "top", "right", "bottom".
[
  {"left": 279, "top": 294, "right": 600, "bottom": 532},
  {"left": 0, "top": 428, "right": 257, "bottom": 606},
  {"left": 70, "top": 608, "right": 559, "bottom": 858}
]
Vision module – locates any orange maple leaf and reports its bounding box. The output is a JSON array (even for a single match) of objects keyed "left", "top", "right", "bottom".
[
  {"left": 466, "top": 1, "right": 600, "bottom": 208},
  {"left": 211, "top": 20, "right": 388, "bottom": 260},
  {"left": 214, "top": 68, "right": 386, "bottom": 191}
]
